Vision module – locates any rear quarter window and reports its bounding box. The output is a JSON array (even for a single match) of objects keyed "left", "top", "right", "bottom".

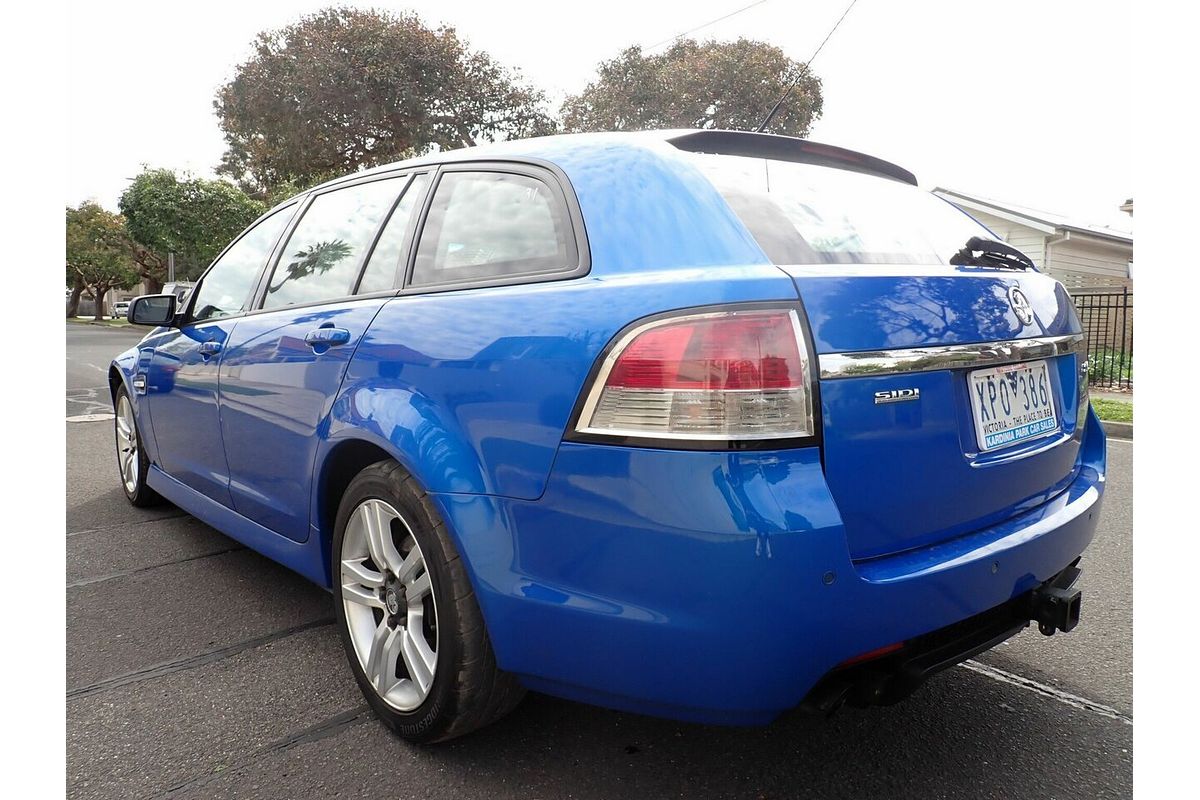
[{"left": 411, "top": 170, "right": 578, "bottom": 287}]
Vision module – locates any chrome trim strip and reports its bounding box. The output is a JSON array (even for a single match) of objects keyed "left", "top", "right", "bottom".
[{"left": 818, "top": 333, "right": 1086, "bottom": 380}]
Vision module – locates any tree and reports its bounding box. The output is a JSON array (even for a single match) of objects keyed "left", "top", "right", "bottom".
[
  {"left": 214, "top": 7, "right": 556, "bottom": 197},
  {"left": 65, "top": 259, "right": 86, "bottom": 319},
  {"left": 261, "top": 172, "right": 341, "bottom": 209},
  {"left": 65, "top": 203, "right": 140, "bottom": 321},
  {"left": 561, "top": 39, "right": 823, "bottom": 137},
  {"left": 119, "top": 168, "right": 266, "bottom": 290}
]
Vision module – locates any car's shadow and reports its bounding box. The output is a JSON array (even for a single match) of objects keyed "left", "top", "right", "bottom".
[
  {"left": 66, "top": 485, "right": 184, "bottom": 533},
  {"left": 319, "top": 649, "right": 1131, "bottom": 800}
]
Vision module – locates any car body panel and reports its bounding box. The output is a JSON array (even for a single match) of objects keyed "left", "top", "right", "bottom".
[
  {"left": 139, "top": 321, "right": 238, "bottom": 506},
  {"left": 819, "top": 352, "right": 1085, "bottom": 560},
  {"left": 331, "top": 265, "right": 799, "bottom": 501},
  {"left": 487, "top": 138, "right": 771, "bottom": 274},
  {"left": 109, "top": 343, "right": 158, "bottom": 458},
  {"left": 788, "top": 269, "right": 1086, "bottom": 559},
  {"left": 784, "top": 269, "right": 1079, "bottom": 353},
  {"left": 218, "top": 299, "right": 390, "bottom": 542},
  {"left": 424, "top": 408, "right": 1104, "bottom": 724}
]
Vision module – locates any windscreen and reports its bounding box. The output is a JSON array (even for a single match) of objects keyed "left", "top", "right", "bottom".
[{"left": 685, "top": 152, "right": 993, "bottom": 266}]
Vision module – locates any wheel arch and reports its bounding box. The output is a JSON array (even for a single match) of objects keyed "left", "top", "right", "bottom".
[
  {"left": 108, "top": 362, "right": 152, "bottom": 460},
  {"left": 314, "top": 371, "right": 496, "bottom": 583},
  {"left": 313, "top": 431, "right": 485, "bottom": 591},
  {"left": 314, "top": 437, "right": 395, "bottom": 587},
  {"left": 107, "top": 364, "right": 127, "bottom": 405}
]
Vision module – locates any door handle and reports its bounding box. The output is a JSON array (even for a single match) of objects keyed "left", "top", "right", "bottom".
[
  {"left": 199, "top": 341, "right": 223, "bottom": 358},
  {"left": 304, "top": 327, "right": 351, "bottom": 348}
]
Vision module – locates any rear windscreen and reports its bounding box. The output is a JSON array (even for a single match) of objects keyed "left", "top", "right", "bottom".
[{"left": 684, "top": 152, "right": 993, "bottom": 266}]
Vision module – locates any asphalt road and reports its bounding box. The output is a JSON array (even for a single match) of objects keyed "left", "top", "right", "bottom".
[{"left": 65, "top": 322, "right": 1133, "bottom": 800}]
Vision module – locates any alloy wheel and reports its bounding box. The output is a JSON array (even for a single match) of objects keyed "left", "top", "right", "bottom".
[
  {"left": 115, "top": 394, "right": 139, "bottom": 494},
  {"left": 340, "top": 498, "right": 439, "bottom": 711}
]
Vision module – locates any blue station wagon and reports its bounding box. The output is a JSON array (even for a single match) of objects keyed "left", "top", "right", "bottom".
[{"left": 112, "top": 130, "right": 1105, "bottom": 742}]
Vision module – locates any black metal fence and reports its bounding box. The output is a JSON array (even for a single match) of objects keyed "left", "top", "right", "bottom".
[{"left": 1069, "top": 288, "right": 1133, "bottom": 391}]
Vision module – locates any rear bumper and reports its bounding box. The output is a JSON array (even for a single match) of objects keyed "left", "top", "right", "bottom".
[
  {"left": 801, "top": 559, "right": 1082, "bottom": 713},
  {"left": 432, "top": 408, "right": 1106, "bottom": 725}
]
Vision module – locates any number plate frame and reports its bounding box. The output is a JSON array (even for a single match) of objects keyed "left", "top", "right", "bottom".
[{"left": 969, "top": 359, "right": 1058, "bottom": 452}]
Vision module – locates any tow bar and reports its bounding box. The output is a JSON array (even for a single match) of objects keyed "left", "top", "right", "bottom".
[{"left": 1025, "top": 558, "right": 1083, "bottom": 636}]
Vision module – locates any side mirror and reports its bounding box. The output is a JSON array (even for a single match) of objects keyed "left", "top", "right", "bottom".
[{"left": 128, "top": 294, "right": 177, "bottom": 326}]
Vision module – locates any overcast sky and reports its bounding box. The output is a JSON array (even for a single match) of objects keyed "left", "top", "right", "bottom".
[{"left": 65, "top": 0, "right": 1131, "bottom": 230}]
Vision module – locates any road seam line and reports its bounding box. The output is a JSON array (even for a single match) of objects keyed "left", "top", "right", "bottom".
[
  {"left": 66, "top": 513, "right": 190, "bottom": 537},
  {"left": 67, "top": 618, "right": 335, "bottom": 701},
  {"left": 145, "top": 706, "right": 374, "bottom": 800},
  {"left": 959, "top": 659, "right": 1131, "bottom": 725},
  {"left": 66, "top": 546, "right": 247, "bottom": 588}
]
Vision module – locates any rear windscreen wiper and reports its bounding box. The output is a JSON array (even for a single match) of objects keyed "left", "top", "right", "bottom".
[{"left": 949, "top": 236, "right": 1036, "bottom": 271}]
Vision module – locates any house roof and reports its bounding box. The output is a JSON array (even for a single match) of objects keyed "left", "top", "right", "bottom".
[{"left": 933, "top": 187, "right": 1133, "bottom": 246}]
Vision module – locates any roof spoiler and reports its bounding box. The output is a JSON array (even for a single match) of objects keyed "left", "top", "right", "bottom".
[{"left": 666, "top": 130, "right": 918, "bottom": 186}]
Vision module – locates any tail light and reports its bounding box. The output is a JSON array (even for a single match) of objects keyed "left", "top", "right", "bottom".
[{"left": 574, "top": 307, "right": 816, "bottom": 442}]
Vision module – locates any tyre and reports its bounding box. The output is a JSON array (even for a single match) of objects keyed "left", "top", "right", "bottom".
[
  {"left": 332, "top": 459, "right": 525, "bottom": 743},
  {"left": 114, "top": 385, "right": 162, "bottom": 507}
]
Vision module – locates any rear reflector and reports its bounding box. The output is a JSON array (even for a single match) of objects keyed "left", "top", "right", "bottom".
[
  {"left": 838, "top": 641, "right": 905, "bottom": 668},
  {"left": 576, "top": 308, "right": 815, "bottom": 441}
]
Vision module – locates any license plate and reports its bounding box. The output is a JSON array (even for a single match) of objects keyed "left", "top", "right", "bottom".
[{"left": 969, "top": 359, "right": 1058, "bottom": 452}]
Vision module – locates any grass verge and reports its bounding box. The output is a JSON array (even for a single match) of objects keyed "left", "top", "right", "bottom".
[{"left": 1092, "top": 398, "right": 1133, "bottom": 423}]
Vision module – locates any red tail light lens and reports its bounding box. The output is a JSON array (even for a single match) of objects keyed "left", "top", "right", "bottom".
[{"left": 576, "top": 308, "right": 815, "bottom": 441}]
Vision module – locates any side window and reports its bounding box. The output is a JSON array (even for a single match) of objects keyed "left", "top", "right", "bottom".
[
  {"left": 263, "top": 178, "right": 404, "bottom": 309},
  {"left": 356, "top": 173, "right": 429, "bottom": 295},
  {"left": 189, "top": 206, "right": 293, "bottom": 323},
  {"left": 411, "top": 171, "right": 577, "bottom": 287}
]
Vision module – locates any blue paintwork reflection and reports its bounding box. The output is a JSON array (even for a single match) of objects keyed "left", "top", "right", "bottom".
[
  {"left": 820, "top": 355, "right": 1083, "bottom": 561},
  {"left": 787, "top": 271, "right": 1077, "bottom": 353},
  {"left": 142, "top": 321, "right": 238, "bottom": 506},
  {"left": 219, "top": 300, "right": 389, "bottom": 542},
  {"left": 333, "top": 265, "right": 797, "bottom": 499},
  {"left": 856, "top": 408, "right": 1106, "bottom": 584}
]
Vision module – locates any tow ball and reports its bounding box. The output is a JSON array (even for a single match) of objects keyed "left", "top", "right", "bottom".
[{"left": 1026, "top": 560, "right": 1083, "bottom": 636}]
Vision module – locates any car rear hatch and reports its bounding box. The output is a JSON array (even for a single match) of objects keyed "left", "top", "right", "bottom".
[
  {"left": 674, "top": 136, "right": 1088, "bottom": 561},
  {"left": 788, "top": 269, "right": 1085, "bottom": 560}
]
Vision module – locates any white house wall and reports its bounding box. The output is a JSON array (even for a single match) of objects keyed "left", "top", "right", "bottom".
[{"left": 1046, "top": 237, "right": 1132, "bottom": 289}]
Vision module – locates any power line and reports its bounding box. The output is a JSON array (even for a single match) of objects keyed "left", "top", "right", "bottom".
[
  {"left": 644, "top": 0, "right": 771, "bottom": 52},
  {"left": 755, "top": 0, "right": 861, "bottom": 133}
]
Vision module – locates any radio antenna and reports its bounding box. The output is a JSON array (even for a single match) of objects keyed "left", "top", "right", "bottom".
[{"left": 755, "top": 0, "right": 860, "bottom": 133}]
